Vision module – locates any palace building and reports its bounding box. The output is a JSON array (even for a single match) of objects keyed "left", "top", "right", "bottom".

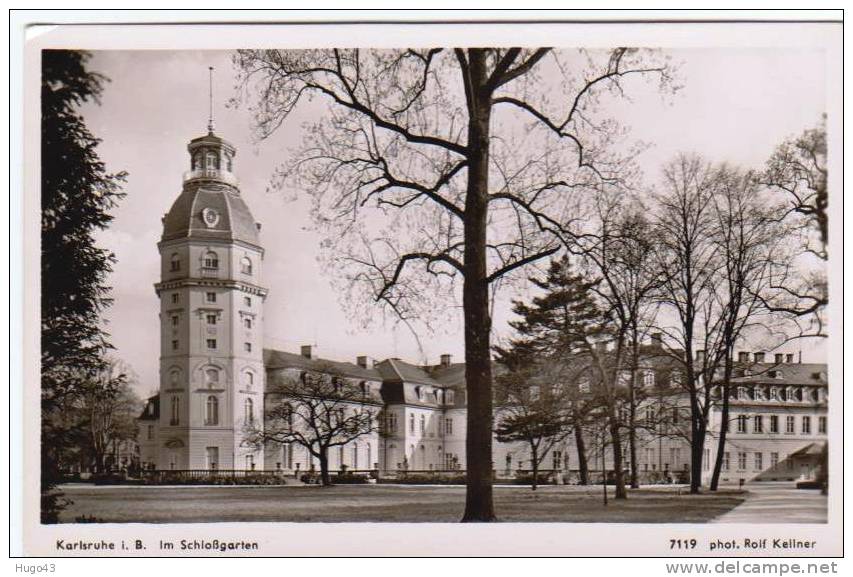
[{"left": 137, "top": 124, "right": 827, "bottom": 485}]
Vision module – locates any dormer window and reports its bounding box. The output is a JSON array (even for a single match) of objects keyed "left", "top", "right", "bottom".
[
  {"left": 669, "top": 371, "right": 682, "bottom": 388},
  {"left": 769, "top": 387, "right": 779, "bottom": 401},
  {"left": 415, "top": 386, "right": 423, "bottom": 401},
  {"left": 445, "top": 390, "right": 455, "bottom": 404},
  {"left": 737, "top": 387, "right": 749, "bottom": 401}
]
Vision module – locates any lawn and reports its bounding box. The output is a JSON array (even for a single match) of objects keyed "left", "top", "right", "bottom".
[{"left": 55, "top": 484, "right": 745, "bottom": 524}]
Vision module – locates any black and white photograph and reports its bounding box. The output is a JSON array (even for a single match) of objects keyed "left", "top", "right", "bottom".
[{"left": 13, "top": 12, "right": 842, "bottom": 558}]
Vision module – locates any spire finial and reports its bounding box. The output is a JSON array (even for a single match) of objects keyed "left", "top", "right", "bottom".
[{"left": 207, "top": 66, "right": 215, "bottom": 134}]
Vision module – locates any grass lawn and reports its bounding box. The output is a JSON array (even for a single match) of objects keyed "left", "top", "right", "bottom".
[{"left": 56, "top": 484, "right": 745, "bottom": 524}]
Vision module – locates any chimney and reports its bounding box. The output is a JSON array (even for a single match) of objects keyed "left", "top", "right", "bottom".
[
  {"left": 774, "top": 353, "right": 784, "bottom": 364},
  {"left": 440, "top": 354, "right": 452, "bottom": 367},
  {"left": 300, "top": 345, "right": 313, "bottom": 359},
  {"left": 651, "top": 333, "right": 663, "bottom": 347},
  {"left": 786, "top": 353, "right": 794, "bottom": 363},
  {"left": 695, "top": 349, "right": 705, "bottom": 362},
  {"left": 738, "top": 351, "right": 750, "bottom": 363},
  {"left": 753, "top": 352, "right": 765, "bottom": 363},
  {"left": 356, "top": 355, "right": 369, "bottom": 369}
]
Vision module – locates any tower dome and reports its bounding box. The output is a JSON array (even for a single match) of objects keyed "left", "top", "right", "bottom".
[{"left": 161, "top": 131, "right": 261, "bottom": 248}]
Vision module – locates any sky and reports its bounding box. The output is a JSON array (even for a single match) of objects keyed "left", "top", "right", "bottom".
[{"left": 78, "top": 48, "right": 828, "bottom": 396}]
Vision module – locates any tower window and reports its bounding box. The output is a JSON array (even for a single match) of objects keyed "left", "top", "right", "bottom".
[
  {"left": 244, "top": 371, "right": 254, "bottom": 389},
  {"left": 206, "top": 292, "right": 216, "bottom": 303},
  {"left": 244, "top": 342, "right": 252, "bottom": 353},
  {"left": 170, "top": 396, "right": 180, "bottom": 426},
  {"left": 171, "top": 315, "right": 179, "bottom": 327},
  {"left": 207, "top": 339, "right": 217, "bottom": 350},
  {"left": 245, "top": 398, "right": 254, "bottom": 424},
  {"left": 205, "top": 395, "right": 219, "bottom": 426},
  {"left": 206, "top": 314, "right": 217, "bottom": 325},
  {"left": 203, "top": 251, "right": 219, "bottom": 270},
  {"left": 192, "top": 152, "right": 203, "bottom": 171},
  {"left": 244, "top": 296, "right": 252, "bottom": 307},
  {"left": 241, "top": 257, "right": 253, "bottom": 275},
  {"left": 170, "top": 253, "right": 181, "bottom": 272},
  {"left": 225, "top": 154, "right": 233, "bottom": 172},
  {"left": 244, "top": 318, "right": 252, "bottom": 329},
  {"left": 171, "top": 340, "right": 179, "bottom": 351},
  {"left": 171, "top": 293, "right": 180, "bottom": 304},
  {"left": 206, "top": 151, "right": 219, "bottom": 170},
  {"left": 170, "top": 369, "right": 181, "bottom": 387}
]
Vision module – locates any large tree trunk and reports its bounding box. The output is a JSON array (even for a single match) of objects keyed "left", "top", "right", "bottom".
[
  {"left": 461, "top": 49, "right": 496, "bottom": 522},
  {"left": 628, "top": 333, "right": 640, "bottom": 488},
  {"left": 608, "top": 415, "right": 628, "bottom": 499},
  {"left": 710, "top": 375, "right": 733, "bottom": 490},
  {"left": 690, "top": 412, "right": 707, "bottom": 494},
  {"left": 530, "top": 445, "right": 539, "bottom": 491},
  {"left": 628, "top": 370, "right": 639, "bottom": 488},
  {"left": 574, "top": 421, "right": 589, "bottom": 485},
  {"left": 318, "top": 450, "right": 331, "bottom": 486}
]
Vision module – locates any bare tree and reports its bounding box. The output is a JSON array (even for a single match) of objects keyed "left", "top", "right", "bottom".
[
  {"left": 75, "top": 358, "right": 141, "bottom": 474},
  {"left": 249, "top": 367, "right": 378, "bottom": 486},
  {"left": 652, "top": 153, "right": 726, "bottom": 494},
  {"left": 576, "top": 193, "right": 663, "bottom": 489},
  {"left": 759, "top": 117, "right": 827, "bottom": 337},
  {"left": 494, "top": 361, "right": 576, "bottom": 490},
  {"left": 235, "top": 47, "right": 675, "bottom": 520},
  {"left": 707, "top": 166, "right": 786, "bottom": 490}
]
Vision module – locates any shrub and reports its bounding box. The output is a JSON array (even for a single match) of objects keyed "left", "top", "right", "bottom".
[
  {"left": 379, "top": 473, "right": 467, "bottom": 485},
  {"left": 331, "top": 473, "right": 369, "bottom": 484}
]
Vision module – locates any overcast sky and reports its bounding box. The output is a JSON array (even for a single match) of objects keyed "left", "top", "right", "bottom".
[{"left": 79, "top": 48, "right": 827, "bottom": 396}]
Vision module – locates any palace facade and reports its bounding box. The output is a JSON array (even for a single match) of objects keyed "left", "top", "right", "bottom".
[{"left": 137, "top": 126, "right": 827, "bottom": 485}]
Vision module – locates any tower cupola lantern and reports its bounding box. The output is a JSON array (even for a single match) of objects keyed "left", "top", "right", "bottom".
[{"left": 183, "top": 66, "right": 238, "bottom": 188}]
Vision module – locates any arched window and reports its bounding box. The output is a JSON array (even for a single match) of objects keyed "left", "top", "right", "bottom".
[
  {"left": 203, "top": 251, "right": 219, "bottom": 270},
  {"left": 170, "top": 253, "right": 180, "bottom": 272},
  {"left": 205, "top": 395, "right": 219, "bottom": 425},
  {"left": 192, "top": 152, "right": 203, "bottom": 170},
  {"left": 241, "top": 257, "right": 253, "bottom": 275},
  {"left": 243, "top": 371, "right": 254, "bottom": 390},
  {"left": 170, "top": 396, "right": 180, "bottom": 425},
  {"left": 205, "top": 368, "right": 219, "bottom": 386},
  {"left": 225, "top": 154, "right": 233, "bottom": 172},
  {"left": 205, "top": 151, "right": 219, "bottom": 170},
  {"left": 169, "top": 369, "right": 181, "bottom": 387},
  {"left": 244, "top": 398, "right": 254, "bottom": 424},
  {"left": 244, "top": 317, "right": 252, "bottom": 329}
]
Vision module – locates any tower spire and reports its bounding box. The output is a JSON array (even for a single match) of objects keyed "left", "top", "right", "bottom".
[{"left": 207, "top": 66, "right": 215, "bottom": 134}]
